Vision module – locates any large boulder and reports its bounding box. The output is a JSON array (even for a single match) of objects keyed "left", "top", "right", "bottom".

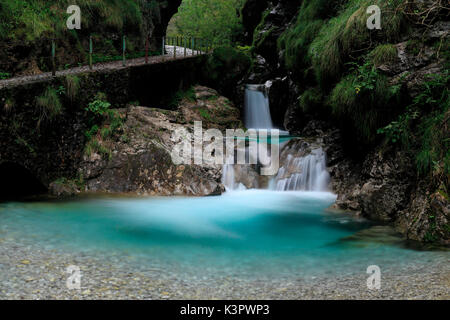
[{"left": 80, "top": 86, "right": 242, "bottom": 196}]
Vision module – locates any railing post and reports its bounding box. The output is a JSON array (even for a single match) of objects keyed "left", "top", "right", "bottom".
[
  {"left": 122, "top": 35, "right": 126, "bottom": 67},
  {"left": 89, "top": 36, "right": 93, "bottom": 70},
  {"left": 145, "top": 36, "right": 149, "bottom": 64},
  {"left": 51, "top": 39, "right": 56, "bottom": 76}
]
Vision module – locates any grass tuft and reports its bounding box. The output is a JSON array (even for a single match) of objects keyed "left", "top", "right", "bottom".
[
  {"left": 369, "top": 44, "right": 398, "bottom": 66},
  {"left": 36, "top": 87, "right": 62, "bottom": 125}
]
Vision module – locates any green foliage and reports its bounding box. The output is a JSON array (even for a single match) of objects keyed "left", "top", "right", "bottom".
[
  {"left": 85, "top": 124, "right": 99, "bottom": 141},
  {"left": 415, "top": 74, "right": 449, "bottom": 178},
  {"left": 283, "top": 0, "right": 407, "bottom": 86},
  {"left": 3, "top": 98, "right": 15, "bottom": 112},
  {"left": 55, "top": 85, "right": 65, "bottom": 96},
  {"left": 236, "top": 45, "right": 252, "bottom": 56},
  {"left": 36, "top": 87, "right": 63, "bottom": 124},
  {"left": 299, "top": 87, "right": 324, "bottom": 115},
  {"left": 329, "top": 61, "right": 402, "bottom": 145},
  {"left": 203, "top": 46, "right": 251, "bottom": 95},
  {"left": 0, "top": 72, "right": 11, "bottom": 79},
  {"left": 53, "top": 175, "right": 85, "bottom": 191},
  {"left": 278, "top": 0, "right": 342, "bottom": 74},
  {"left": 65, "top": 75, "right": 80, "bottom": 101},
  {"left": 84, "top": 93, "right": 124, "bottom": 160},
  {"left": 369, "top": 44, "right": 398, "bottom": 66},
  {"left": 378, "top": 73, "right": 449, "bottom": 182},
  {"left": 85, "top": 93, "right": 111, "bottom": 117},
  {"left": 85, "top": 139, "right": 112, "bottom": 159},
  {"left": 169, "top": 86, "right": 197, "bottom": 108},
  {"left": 0, "top": 0, "right": 144, "bottom": 41},
  {"left": 167, "top": 0, "right": 246, "bottom": 45},
  {"left": 15, "top": 136, "right": 36, "bottom": 156},
  {"left": 198, "top": 108, "right": 211, "bottom": 120},
  {"left": 0, "top": 0, "right": 169, "bottom": 75}
]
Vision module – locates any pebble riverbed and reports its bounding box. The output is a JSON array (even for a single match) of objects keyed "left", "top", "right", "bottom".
[{"left": 0, "top": 235, "right": 448, "bottom": 300}]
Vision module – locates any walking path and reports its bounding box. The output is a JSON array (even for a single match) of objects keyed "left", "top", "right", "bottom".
[{"left": 0, "top": 46, "right": 204, "bottom": 90}]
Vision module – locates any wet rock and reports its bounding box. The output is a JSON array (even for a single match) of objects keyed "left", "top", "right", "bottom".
[{"left": 49, "top": 180, "right": 80, "bottom": 197}]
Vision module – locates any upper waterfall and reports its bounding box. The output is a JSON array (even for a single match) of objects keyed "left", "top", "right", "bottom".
[{"left": 244, "top": 84, "right": 274, "bottom": 130}]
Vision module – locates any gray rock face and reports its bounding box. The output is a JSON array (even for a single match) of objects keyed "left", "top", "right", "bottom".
[
  {"left": 356, "top": 150, "right": 415, "bottom": 223},
  {"left": 79, "top": 86, "right": 242, "bottom": 197}
]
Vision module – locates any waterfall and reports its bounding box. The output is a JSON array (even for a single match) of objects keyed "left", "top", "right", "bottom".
[
  {"left": 223, "top": 83, "right": 331, "bottom": 193},
  {"left": 271, "top": 148, "right": 330, "bottom": 192},
  {"left": 245, "top": 84, "right": 273, "bottom": 129},
  {"left": 222, "top": 163, "right": 236, "bottom": 190},
  {"left": 222, "top": 164, "right": 247, "bottom": 191}
]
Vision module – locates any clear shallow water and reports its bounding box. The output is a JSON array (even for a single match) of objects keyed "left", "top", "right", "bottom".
[{"left": 0, "top": 190, "right": 448, "bottom": 279}]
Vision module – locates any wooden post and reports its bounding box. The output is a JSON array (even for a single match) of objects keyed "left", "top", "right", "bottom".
[
  {"left": 51, "top": 39, "right": 56, "bottom": 76},
  {"left": 145, "top": 36, "right": 149, "bottom": 64},
  {"left": 89, "top": 36, "right": 93, "bottom": 70},
  {"left": 184, "top": 37, "right": 187, "bottom": 57},
  {"left": 122, "top": 35, "right": 126, "bottom": 67}
]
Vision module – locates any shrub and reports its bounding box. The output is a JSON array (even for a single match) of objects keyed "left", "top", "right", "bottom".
[
  {"left": 329, "top": 61, "right": 402, "bottom": 145},
  {"left": 203, "top": 46, "right": 251, "bottom": 96},
  {"left": 65, "top": 75, "right": 80, "bottom": 101},
  {"left": 378, "top": 72, "right": 449, "bottom": 185},
  {"left": 278, "top": 0, "right": 345, "bottom": 75},
  {"left": 309, "top": 0, "right": 407, "bottom": 87},
  {"left": 299, "top": 87, "right": 325, "bottom": 115},
  {"left": 86, "top": 93, "right": 111, "bottom": 117},
  {"left": 84, "top": 93, "right": 124, "bottom": 159},
  {"left": 0, "top": 72, "right": 11, "bottom": 80},
  {"left": 36, "top": 87, "right": 62, "bottom": 125}
]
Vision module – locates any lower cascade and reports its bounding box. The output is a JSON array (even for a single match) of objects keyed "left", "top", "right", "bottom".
[{"left": 270, "top": 148, "right": 330, "bottom": 192}]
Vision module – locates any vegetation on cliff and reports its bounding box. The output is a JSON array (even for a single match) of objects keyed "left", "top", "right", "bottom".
[
  {"left": 167, "top": 0, "right": 246, "bottom": 44},
  {"left": 0, "top": 0, "right": 179, "bottom": 75},
  {"left": 275, "top": 0, "right": 448, "bottom": 186}
]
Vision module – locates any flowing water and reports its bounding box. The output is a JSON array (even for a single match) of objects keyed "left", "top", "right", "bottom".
[
  {"left": 1, "top": 85, "right": 448, "bottom": 286},
  {"left": 244, "top": 84, "right": 273, "bottom": 130},
  {"left": 0, "top": 191, "right": 448, "bottom": 280},
  {"left": 271, "top": 148, "right": 330, "bottom": 192}
]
